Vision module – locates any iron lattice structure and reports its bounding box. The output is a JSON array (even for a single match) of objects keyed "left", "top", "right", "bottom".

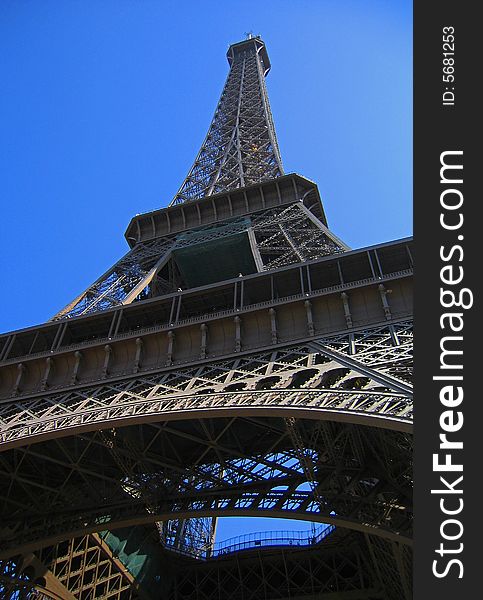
[
  {"left": 171, "top": 36, "right": 283, "bottom": 205},
  {"left": 0, "top": 35, "right": 413, "bottom": 599},
  {"left": 52, "top": 195, "right": 348, "bottom": 320}
]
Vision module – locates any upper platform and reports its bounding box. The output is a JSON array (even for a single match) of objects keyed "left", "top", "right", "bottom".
[
  {"left": 125, "top": 174, "right": 328, "bottom": 247},
  {"left": 227, "top": 36, "right": 271, "bottom": 75}
]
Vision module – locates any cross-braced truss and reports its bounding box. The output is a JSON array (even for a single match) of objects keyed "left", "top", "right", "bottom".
[
  {"left": 53, "top": 202, "right": 347, "bottom": 320},
  {"left": 43, "top": 35, "right": 349, "bottom": 567},
  {"left": 0, "top": 321, "right": 413, "bottom": 448},
  {"left": 0, "top": 533, "right": 141, "bottom": 599},
  {"left": 170, "top": 37, "right": 283, "bottom": 205},
  {"left": 0, "top": 416, "right": 413, "bottom": 555},
  {"left": 0, "top": 322, "right": 412, "bottom": 560},
  {"left": 0, "top": 33, "right": 413, "bottom": 598},
  {"left": 171, "top": 529, "right": 410, "bottom": 600},
  {"left": 1, "top": 529, "right": 411, "bottom": 600}
]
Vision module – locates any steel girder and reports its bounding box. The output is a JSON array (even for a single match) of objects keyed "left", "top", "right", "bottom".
[
  {"left": 0, "top": 33, "right": 413, "bottom": 597},
  {"left": 52, "top": 202, "right": 347, "bottom": 320},
  {"left": 0, "top": 533, "right": 142, "bottom": 599},
  {"left": 0, "top": 322, "right": 413, "bottom": 449},
  {"left": 170, "top": 530, "right": 411, "bottom": 600},
  {"left": 1, "top": 529, "right": 411, "bottom": 600},
  {"left": 0, "top": 417, "right": 412, "bottom": 557},
  {"left": 170, "top": 37, "right": 283, "bottom": 206},
  {"left": 0, "top": 322, "right": 413, "bottom": 560}
]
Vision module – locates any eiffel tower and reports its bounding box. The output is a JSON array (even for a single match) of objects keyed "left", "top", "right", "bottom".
[{"left": 0, "top": 35, "right": 413, "bottom": 599}]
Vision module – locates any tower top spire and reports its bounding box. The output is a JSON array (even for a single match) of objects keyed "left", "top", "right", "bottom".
[
  {"left": 226, "top": 35, "right": 271, "bottom": 74},
  {"left": 170, "top": 36, "right": 282, "bottom": 205}
]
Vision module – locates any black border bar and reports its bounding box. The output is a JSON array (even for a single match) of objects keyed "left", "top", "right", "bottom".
[{"left": 414, "top": 3, "right": 479, "bottom": 597}]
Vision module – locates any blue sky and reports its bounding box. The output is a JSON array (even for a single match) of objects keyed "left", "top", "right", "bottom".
[{"left": 0, "top": 0, "right": 412, "bottom": 540}]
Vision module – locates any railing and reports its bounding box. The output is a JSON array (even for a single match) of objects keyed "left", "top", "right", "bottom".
[
  {"left": 0, "top": 269, "right": 413, "bottom": 367},
  {"left": 212, "top": 523, "right": 335, "bottom": 556},
  {"left": 165, "top": 523, "right": 335, "bottom": 560}
]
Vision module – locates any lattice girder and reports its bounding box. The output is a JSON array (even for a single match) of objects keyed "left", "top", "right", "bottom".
[
  {"left": 0, "top": 32, "right": 413, "bottom": 597},
  {"left": 1, "top": 529, "right": 411, "bottom": 600},
  {"left": 0, "top": 323, "right": 412, "bottom": 450},
  {"left": 170, "top": 529, "right": 408, "bottom": 600},
  {"left": 0, "top": 533, "right": 142, "bottom": 599},
  {"left": 0, "top": 323, "right": 413, "bottom": 563},
  {"left": 0, "top": 408, "right": 413, "bottom": 558},
  {"left": 171, "top": 37, "right": 283, "bottom": 205},
  {"left": 53, "top": 201, "right": 347, "bottom": 320}
]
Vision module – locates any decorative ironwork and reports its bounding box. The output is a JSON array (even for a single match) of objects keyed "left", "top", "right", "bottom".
[
  {"left": 53, "top": 201, "right": 347, "bottom": 320},
  {"left": 0, "top": 34, "right": 412, "bottom": 599},
  {"left": 0, "top": 322, "right": 412, "bottom": 449},
  {"left": 2, "top": 529, "right": 410, "bottom": 599},
  {"left": 0, "top": 414, "right": 412, "bottom": 557}
]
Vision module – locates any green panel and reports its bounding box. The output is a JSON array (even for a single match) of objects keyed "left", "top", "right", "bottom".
[
  {"left": 100, "top": 528, "right": 171, "bottom": 599},
  {"left": 173, "top": 231, "right": 257, "bottom": 288}
]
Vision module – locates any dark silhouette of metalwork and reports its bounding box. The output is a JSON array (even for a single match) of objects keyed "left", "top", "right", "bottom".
[{"left": 0, "top": 35, "right": 413, "bottom": 599}]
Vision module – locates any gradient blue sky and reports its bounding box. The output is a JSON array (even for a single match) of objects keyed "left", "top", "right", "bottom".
[{"left": 0, "top": 0, "right": 412, "bottom": 540}]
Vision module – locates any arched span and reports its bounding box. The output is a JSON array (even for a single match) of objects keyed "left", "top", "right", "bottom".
[
  {"left": 0, "top": 507, "right": 412, "bottom": 560},
  {"left": 0, "top": 387, "right": 412, "bottom": 451},
  {"left": 0, "top": 417, "right": 412, "bottom": 558}
]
